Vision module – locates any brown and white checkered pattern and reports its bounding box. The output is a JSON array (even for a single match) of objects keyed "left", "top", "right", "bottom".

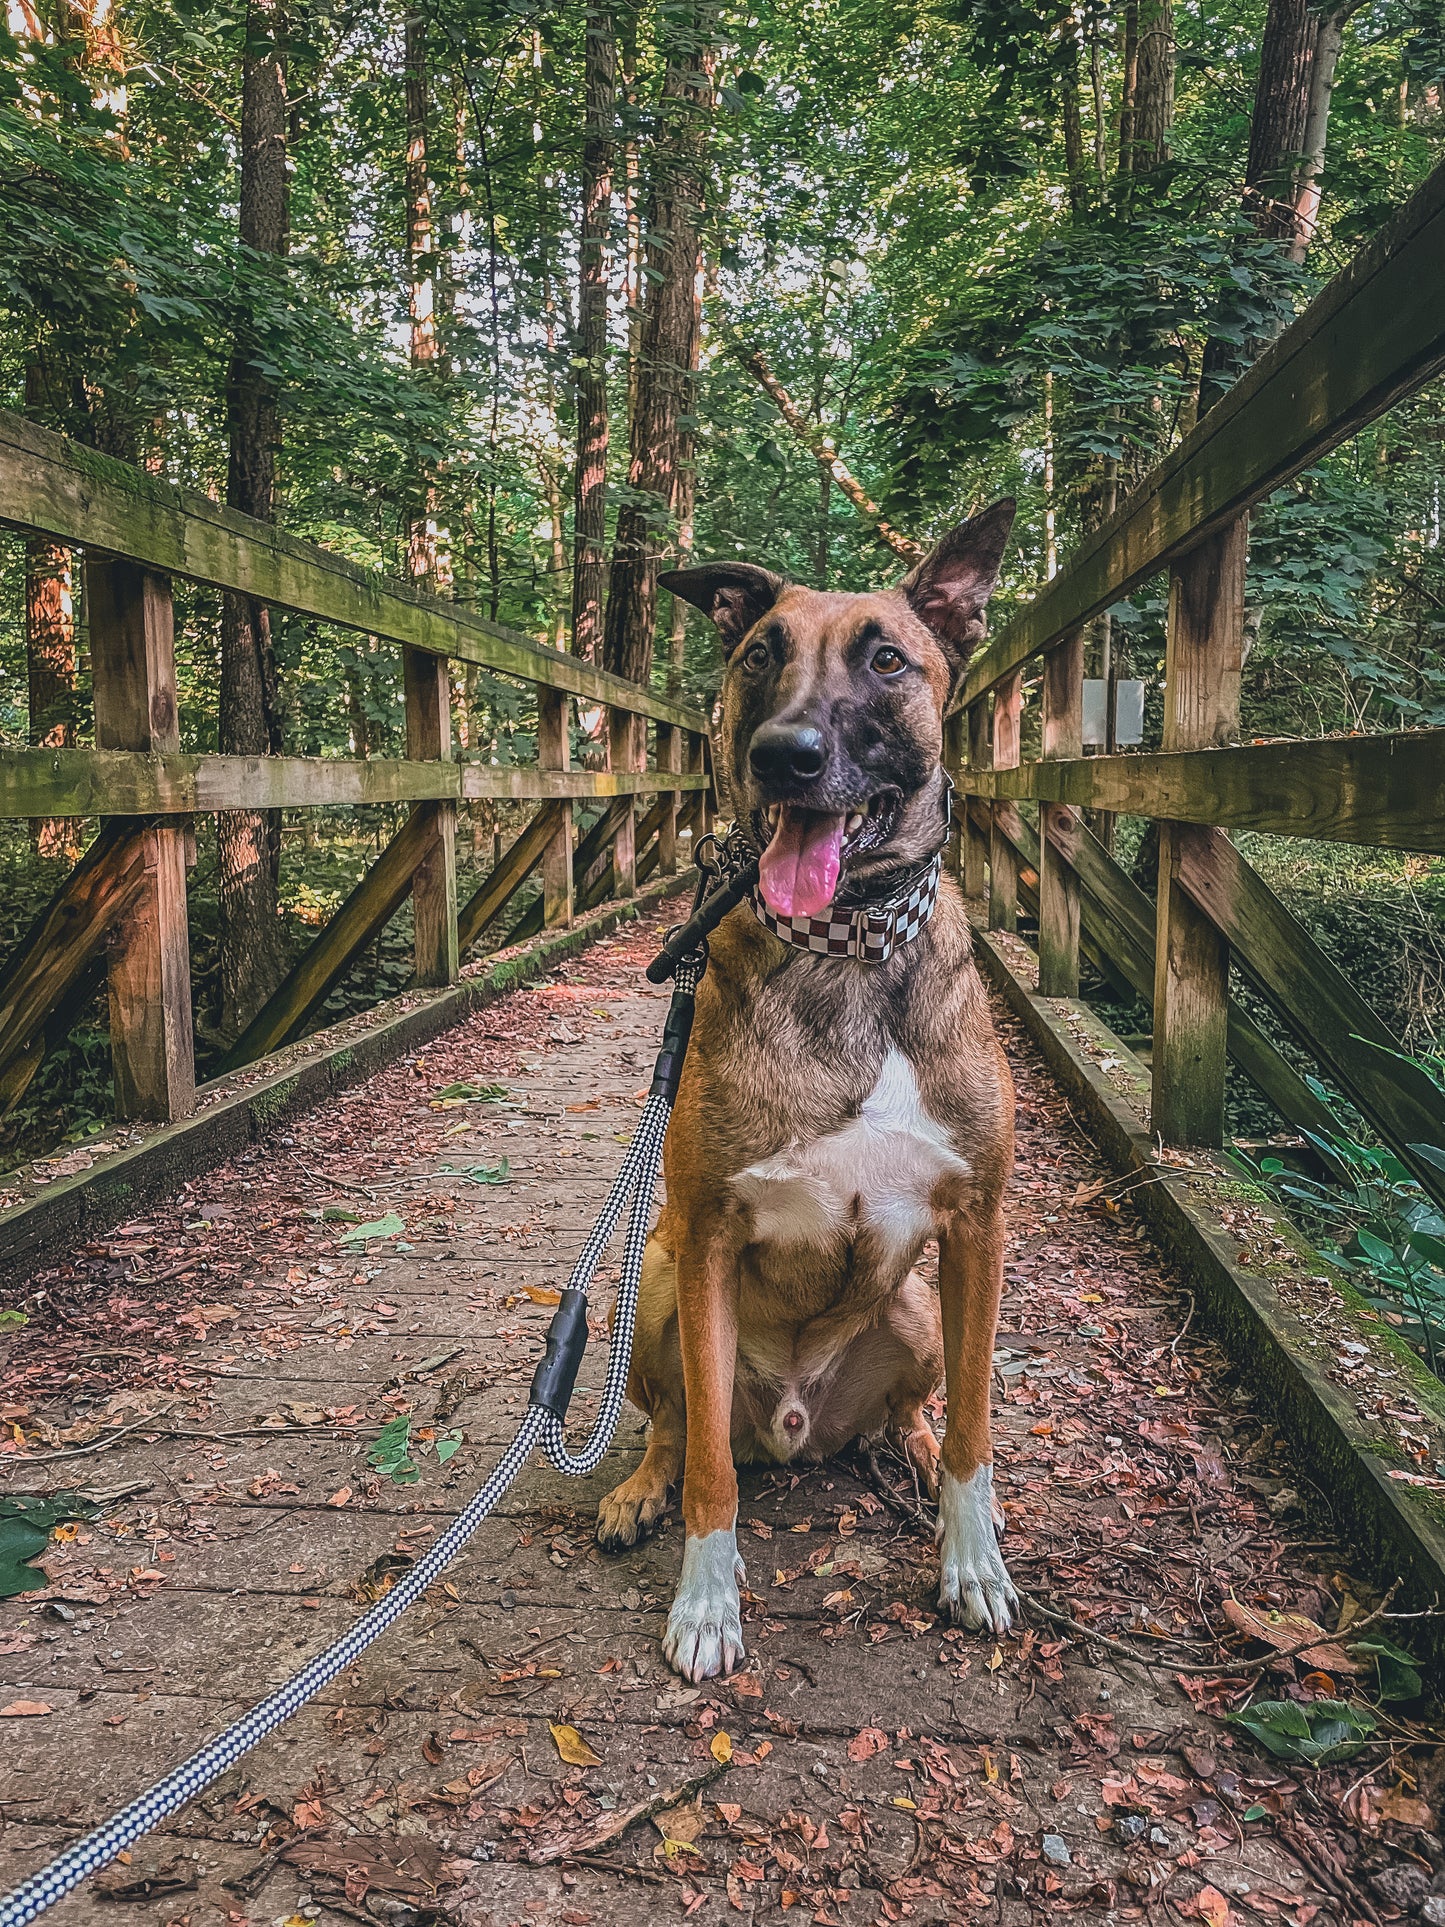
[{"left": 750, "top": 853, "right": 942, "bottom": 962}]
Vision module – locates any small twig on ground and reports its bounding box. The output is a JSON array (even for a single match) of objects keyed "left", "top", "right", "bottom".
[
  {"left": 556, "top": 1852, "right": 667, "bottom": 1884},
  {"left": 290, "top": 1159, "right": 376, "bottom": 1198},
  {"left": 1021, "top": 1586, "right": 1412, "bottom": 1677},
  {"left": 7, "top": 1418, "right": 369, "bottom": 1464},
  {"left": 774, "top": 1653, "right": 819, "bottom": 1685},
  {"left": 527, "top": 1759, "right": 731, "bottom": 1867},
  {"left": 1279, "top": 1810, "right": 1383, "bottom": 1926},
  {"left": 852, "top": 1439, "right": 929, "bottom": 1528},
  {"left": 221, "top": 1843, "right": 291, "bottom": 1899},
  {"left": 4, "top": 1413, "right": 174, "bottom": 1464}
]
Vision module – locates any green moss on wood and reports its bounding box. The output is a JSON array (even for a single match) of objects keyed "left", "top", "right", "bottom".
[{"left": 250, "top": 1076, "right": 299, "bottom": 1132}]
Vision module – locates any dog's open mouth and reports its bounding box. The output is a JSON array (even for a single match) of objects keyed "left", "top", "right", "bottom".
[{"left": 755, "top": 795, "right": 898, "bottom": 919}]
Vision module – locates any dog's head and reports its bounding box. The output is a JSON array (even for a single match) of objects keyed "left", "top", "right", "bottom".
[{"left": 661, "top": 500, "right": 1015, "bottom": 919}]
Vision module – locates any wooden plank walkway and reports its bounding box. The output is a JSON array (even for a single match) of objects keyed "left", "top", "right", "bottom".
[{"left": 0, "top": 905, "right": 1408, "bottom": 1926}]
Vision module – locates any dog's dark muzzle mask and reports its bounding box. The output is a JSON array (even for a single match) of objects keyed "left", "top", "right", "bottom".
[{"left": 744, "top": 720, "right": 909, "bottom": 922}]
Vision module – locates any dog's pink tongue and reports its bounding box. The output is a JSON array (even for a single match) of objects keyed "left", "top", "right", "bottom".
[{"left": 759, "top": 806, "right": 845, "bottom": 919}]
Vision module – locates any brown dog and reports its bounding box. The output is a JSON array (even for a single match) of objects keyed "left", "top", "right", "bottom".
[{"left": 596, "top": 503, "right": 1018, "bottom": 1681}]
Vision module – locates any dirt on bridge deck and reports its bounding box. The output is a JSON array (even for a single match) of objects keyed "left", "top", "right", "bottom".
[{"left": 2, "top": 904, "right": 1440, "bottom": 1927}]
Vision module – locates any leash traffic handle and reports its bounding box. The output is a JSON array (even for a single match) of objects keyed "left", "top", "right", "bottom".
[
  {"left": 0, "top": 948, "right": 705, "bottom": 1927},
  {"left": 646, "top": 856, "right": 758, "bottom": 983}
]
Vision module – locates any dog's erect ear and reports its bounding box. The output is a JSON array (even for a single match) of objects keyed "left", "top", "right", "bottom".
[
  {"left": 659, "top": 562, "right": 785, "bottom": 653},
  {"left": 898, "top": 499, "right": 1016, "bottom": 679}
]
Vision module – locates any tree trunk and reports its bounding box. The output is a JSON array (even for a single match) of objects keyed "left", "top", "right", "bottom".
[
  {"left": 218, "top": 0, "right": 289, "bottom": 1041},
  {"left": 1116, "top": 0, "right": 1139, "bottom": 188},
  {"left": 25, "top": 537, "right": 79, "bottom": 862},
  {"left": 1244, "top": 0, "right": 1315, "bottom": 239},
  {"left": 1059, "top": 20, "right": 1087, "bottom": 213},
  {"left": 1200, "top": 0, "right": 1323, "bottom": 407},
  {"left": 602, "top": 1, "right": 716, "bottom": 696},
  {"left": 1131, "top": 0, "right": 1174, "bottom": 174},
  {"left": 1289, "top": 1, "right": 1365, "bottom": 262},
  {"left": 571, "top": 3, "right": 615, "bottom": 662},
  {"left": 405, "top": 9, "right": 448, "bottom": 590},
  {"left": 22, "top": 362, "right": 79, "bottom": 862}
]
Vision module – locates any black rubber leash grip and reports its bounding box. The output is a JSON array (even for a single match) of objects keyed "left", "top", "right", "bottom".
[
  {"left": 649, "top": 983, "right": 696, "bottom": 1101},
  {"left": 529, "top": 1288, "right": 590, "bottom": 1418}
]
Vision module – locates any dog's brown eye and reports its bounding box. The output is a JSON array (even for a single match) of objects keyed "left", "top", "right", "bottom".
[
  {"left": 872, "top": 645, "right": 907, "bottom": 676},
  {"left": 742, "top": 641, "right": 771, "bottom": 671}
]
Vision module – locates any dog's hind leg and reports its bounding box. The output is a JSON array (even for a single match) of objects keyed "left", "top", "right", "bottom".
[
  {"left": 881, "top": 1269, "right": 945, "bottom": 1499},
  {"left": 598, "top": 1237, "right": 685, "bottom": 1550}
]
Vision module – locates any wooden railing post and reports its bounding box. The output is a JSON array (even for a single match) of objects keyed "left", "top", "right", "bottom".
[
  {"left": 538, "top": 688, "right": 574, "bottom": 927},
  {"left": 687, "top": 731, "right": 713, "bottom": 841},
  {"left": 403, "top": 647, "right": 458, "bottom": 985},
  {"left": 988, "top": 671, "right": 1022, "bottom": 932},
  {"left": 963, "top": 699, "right": 990, "bottom": 898},
  {"left": 608, "top": 708, "right": 637, "bottom": 897},
  {"left": 86, "top": 559, "right": 195, "bottom": 1121},
  {"left": 657, "top": 721, "right": 681, "bottom": 876},
  {"left": 1038, "top": 628, "right": 1084, "bottom": 996},
  {"left": 1151, "top": 518, "right": 1246, "bottom": 1146},
  {"left": 942, "top": 709, "right": 963, "bottom": 878}
]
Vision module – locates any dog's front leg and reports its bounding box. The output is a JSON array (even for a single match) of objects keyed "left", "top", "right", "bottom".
[
  {"left": 936, "top": 1200, "right": 1018, "bottom": 1635},
  {"left": 664, "top": 1202, "right": 746, "bottom": 1682}
]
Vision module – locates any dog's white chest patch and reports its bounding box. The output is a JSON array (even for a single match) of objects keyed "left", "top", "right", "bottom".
[{"left": 733, "top": 1048, "right": 969, "bottom": 1257}]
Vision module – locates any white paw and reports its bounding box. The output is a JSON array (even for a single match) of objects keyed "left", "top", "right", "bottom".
[
  {"left": 936, "top": 1464, "right": 1018, "bottom": 1635},
  {"left": 664, "top": 1527, "right": 746, "bottom": 1681}
]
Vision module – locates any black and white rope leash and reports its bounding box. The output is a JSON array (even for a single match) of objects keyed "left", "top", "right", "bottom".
[{"left": 0, "top": 927, "right": 725, "bottom": 1927}]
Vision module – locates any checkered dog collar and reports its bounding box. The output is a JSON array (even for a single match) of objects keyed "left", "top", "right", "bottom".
[{"left": 750, "top": 852, "right": 942, "bottom": 963}]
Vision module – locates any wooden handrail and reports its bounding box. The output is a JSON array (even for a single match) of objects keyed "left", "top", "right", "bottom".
[
  {"left": 963, "top": 157, "right": 1445, "bottom": 707},
  {"left": 0, "top": 750, "right": 708, "bottom": 818},
  {"left": 0, "top": 410, "right": 711, "bottom": 734},
  {"left": 959, "top": 729, "right": 1445, "bottom": 855}
]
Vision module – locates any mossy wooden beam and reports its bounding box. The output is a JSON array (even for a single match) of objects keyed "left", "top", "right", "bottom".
[
  {"left": 958, "top": 728, "right": 1445, "bottom": 855},
  {"left": 215, "top": 805, "right": 440, "bottom": 1072},
  {"left": 1177, "top": 827, "right": 1445, "bottom": 1207},
  {"left": 456, "top": 803, "right": 569, "bottom": 956},
  {"left": 963, "top": 160, "right": 1445, "bottom": 705},
  {"left": 0, "top": 410, "right": 709, "bottom": 734},
  {"left": 0, "top": 748, "right": 708, "bottom": 818},
  {"left": 0, "top": 820, "right": 150, "bottom": 1087}
]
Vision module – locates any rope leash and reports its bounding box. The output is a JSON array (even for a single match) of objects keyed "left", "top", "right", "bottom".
[{"left": 0, "top": 935, "right": 722, "bottom": 1927}]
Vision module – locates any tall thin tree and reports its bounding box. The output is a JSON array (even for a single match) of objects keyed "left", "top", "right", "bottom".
[
  {"left": 217, "top": 0, "right": 289, "bottom": 1040},
  {"left": 23, "top": 360, "right": 78, "bottom": 863},
  {"left": 602, "top": 0, "right": 715, "bottom": 698},
  {"left": 571, "top": 3, "right": 615, "bottom": 662},
  {"left": 405, "top": 9, "right": 449, "bottom": 590}
]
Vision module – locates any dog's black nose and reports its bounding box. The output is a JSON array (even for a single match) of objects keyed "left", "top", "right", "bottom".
[{"left": 749, "top": 722, "right": 828, "bottom": 786}]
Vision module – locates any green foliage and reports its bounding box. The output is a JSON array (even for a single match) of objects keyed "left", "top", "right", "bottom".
[
  {"left": 439, "top": 1157, "right": 512, "bottom": 1184},
  {"left": 0, "top": 1492, "right": 98, "bottom": 1599},
  {"left": 367, "top": 1413, "right": 464, "bottom": 1483},
  {"left": 1350, "top": 1636, "right": 1424, "bottom": 1702},
  {"left": 1228, "top": 1698, "right": 1377, "bottom": 1765},
  {"left": 1231, "top": 1086, "right": 1445, "bottom": 1376},
  {"left": 336, "top": 1210, "right": 405, "bottom": 1246},
  {"left": 367, "top": 1414, "right": 421, "bottom": 1485}
]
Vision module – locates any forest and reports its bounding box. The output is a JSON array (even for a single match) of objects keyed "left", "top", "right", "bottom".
[{"left": 1, "top": 0, "right": 1443, "bottom": 1169}]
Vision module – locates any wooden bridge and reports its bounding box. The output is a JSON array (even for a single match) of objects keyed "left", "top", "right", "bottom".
[{"left": 2, "top": 161, "right": 1445, "bottom": 1927}]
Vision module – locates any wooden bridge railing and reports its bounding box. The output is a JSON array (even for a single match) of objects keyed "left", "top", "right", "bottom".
[
  {"left": 949, "top": 157, "right": 1445, "bottom": 1204},
  {"left": 0, "top": 413, "right": 715, "bottom": 1127}
]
